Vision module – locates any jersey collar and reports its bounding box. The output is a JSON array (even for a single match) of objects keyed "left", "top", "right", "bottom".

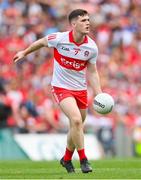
[{"left": 69, "top": 31, "right": 88, "bottom": 46}]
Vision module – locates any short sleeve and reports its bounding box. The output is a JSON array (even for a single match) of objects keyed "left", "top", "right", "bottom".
[
  {"left": 88, "top": 46, "right": 98, "bottom": 64},
  {"left": 44, "top": 32, "right": 61, "bottom": 48}
]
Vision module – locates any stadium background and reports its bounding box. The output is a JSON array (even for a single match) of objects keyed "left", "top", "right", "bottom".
[{"left": 0, "top": 0, "right": 141, "bottom": 160}]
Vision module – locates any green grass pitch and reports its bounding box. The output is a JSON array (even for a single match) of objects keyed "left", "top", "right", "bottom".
[{"left": 0, "top": 158, "right": 141, "bottom": 179}]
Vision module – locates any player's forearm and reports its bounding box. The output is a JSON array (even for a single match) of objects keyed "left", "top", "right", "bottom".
[
  {"left": 23, "top": 38, "right": 46, "bottom": 56},
  {"left": 89, "top": 71, "right": 102, "bottom": 95},
  {"left": 13, "top": 38, "right": 47, "bottom": 62}
]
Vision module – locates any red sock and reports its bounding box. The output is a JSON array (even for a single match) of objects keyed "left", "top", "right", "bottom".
[
  {"left": 78, "top": 149, "right": 87, "bottom": 160},
  {"left": 64, "top": 148, "right": 74, "bottom": 161}
]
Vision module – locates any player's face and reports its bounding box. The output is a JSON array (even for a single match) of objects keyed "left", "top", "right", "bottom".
[{"left": 73, "top": 15, "right": 90, "bottom": 35}]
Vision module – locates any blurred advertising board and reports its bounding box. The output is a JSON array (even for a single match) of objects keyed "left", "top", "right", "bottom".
[{"left": 14, "top": 134, "right": 103, "bottom": 160}]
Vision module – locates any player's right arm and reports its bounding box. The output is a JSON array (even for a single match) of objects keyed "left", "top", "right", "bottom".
[{"left": 13, "top": 37, "right": 48, "bottom": 62}]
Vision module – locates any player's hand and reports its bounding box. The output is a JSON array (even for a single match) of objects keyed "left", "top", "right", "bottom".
[{"left": 13, "top": 51, "right": 25, "bottom": 63}]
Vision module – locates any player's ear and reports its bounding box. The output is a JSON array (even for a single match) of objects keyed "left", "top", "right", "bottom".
[{"left": 71, "top": 19, "right": 76, "bottom": 27}]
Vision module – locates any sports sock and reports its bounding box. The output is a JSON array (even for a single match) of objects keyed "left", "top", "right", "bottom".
[
  {"left": 77, "top": 148, "right": 87, "bottom": 160},
  {"left": 63, "top": 148, "right": 74, "bottom": 161}
]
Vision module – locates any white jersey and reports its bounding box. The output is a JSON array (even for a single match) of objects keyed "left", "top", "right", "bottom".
[{"left": 45, "top": 31, "right": 98, "bottom": 90}]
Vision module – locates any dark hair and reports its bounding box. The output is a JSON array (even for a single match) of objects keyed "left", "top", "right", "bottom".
[{"left": 68, "top": 9, "right": 88, "bottom": 23}]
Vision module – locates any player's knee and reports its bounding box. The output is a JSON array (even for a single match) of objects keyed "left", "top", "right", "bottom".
[{"left": 71, "top": 116, "right": 82, "bottom": 128}]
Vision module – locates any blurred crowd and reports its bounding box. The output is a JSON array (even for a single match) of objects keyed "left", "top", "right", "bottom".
[{"left": 0, "top": 0, "right": 141, "bottom": 154}]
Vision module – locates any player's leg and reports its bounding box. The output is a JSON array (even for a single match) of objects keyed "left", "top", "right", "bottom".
[
  {"left": 60, "top": 97, "right": 92, "bottom": 173},
  {"left": 52, "top": 87, "right": 77, "bottom": 172},
  {"left": 65, "top": 109, "right": 86, "bottom": 161},
  {"left": 60, "top": 128, "right": 76, "bottom": 173},
  {"left": 62, "top": 123, "right": 75, "bottom": 164},
  {"left": 79, "top": 108, "right": 93, "bottom": 173},
  {"left": 66, "top": 109, "right": 86, "bottom": 154},
  {"left": 66, "top": 128, "right": 75, "bottom": 154},
  {"left": 60, "top": 97, "right": 84, "bottom": 150},
  {"left": 67, "top": 128, "right": 75, "bottom": 150},
  {"left": 65, "top": 107, "right": 92, "bottom": 173},
  {"left": 72, "top": 91, "right": 91, "bottom": 164},
  {"left": 79, "top": 109, "right": 87, "bottom": 122},
  {"left": 60, "top": 97, "right": 84, "bottom": 173},
  {"left": 52, "top": 87, "right": 92, "bottom": 173}
]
